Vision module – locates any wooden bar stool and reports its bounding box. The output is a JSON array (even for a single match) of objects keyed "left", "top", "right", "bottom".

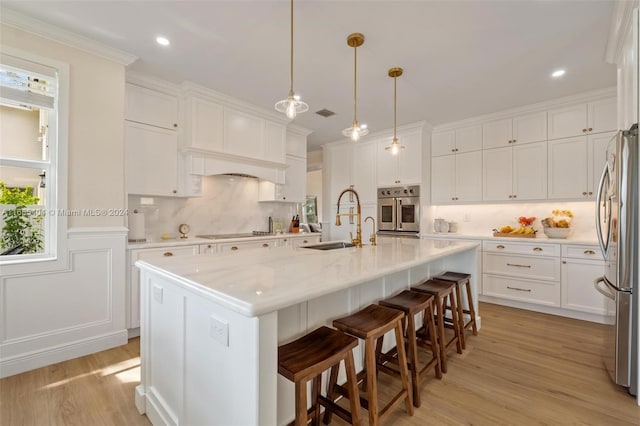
[
  {"left": 278, "top": 326, "right": 362, "bottom": 426},
  {"left": 377, "top": 290, "right": 442, "bottom": 407},
  {"left": 411, "top": 279, "right": 463, "bottom": 374},
  {"left": 328, "top": 304, "right": 413, "bottom": 426},
  {"left": 434, "top": 271, "right": 478, "bottom": 350}
]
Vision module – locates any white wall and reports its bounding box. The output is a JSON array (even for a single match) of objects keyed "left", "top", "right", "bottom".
[{"left": 0, "top": 25, "right": 128, "bottom": 378}]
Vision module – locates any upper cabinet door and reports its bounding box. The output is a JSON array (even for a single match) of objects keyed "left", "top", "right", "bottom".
[
  {"left": 512, "top": 141, "right": 547, "bottom": 200},
  {"left": 223, "top": 108, "right": 264, "bottom": 160},
  {"left": 482, "top": 146, "right": 512, "bottom": 201},
  {"left": 125, "top": 83, "right": 178, "bottom": 130},
  {"left": 185, "top": 96, "right": 224, "bottom": 152},
  {"left": 397, "top": 131, "right": 423, "bottom": 185},
  {"left": 547, "top": 104, "right": 587, "bottom": 140},
  {"left": 547, "top": 136, "right": 588, "bottom": 199},
  {"left": 455, "top": 125, "right": 482, "bottom": 153},
  {"left": 455, "top": 151, "right": 483, "bottom": 202},
  {"left": 286, "top": 131, "right": 307, "bottom": 158},
  {"left": 588, "top": 98, "right": 617, "bottom": 134},
  {"left": 431, "top": 130, "right": 455, "bottom": 156},
  {"left": 431, "top": 155, "right": 456, "bottom": 204},
  {"left": 352, "top": 141, "right": 377, "bottom": 204},
  {"left": 513, "top": 111, "right": 547, "bottom": 145},
  {"left": 482, "top": 118, "right": 513, "bottom": 149}
]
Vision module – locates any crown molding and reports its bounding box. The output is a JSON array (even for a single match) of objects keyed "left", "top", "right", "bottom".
[
  {"left": 0, "top": 6, "right": 138, "bottom": 66},
  {"left": 432, "top": 86, "right": 616, "bottom": 132},
  {"left": 605, "top": 1, "right": 639, "bottom": 64}
]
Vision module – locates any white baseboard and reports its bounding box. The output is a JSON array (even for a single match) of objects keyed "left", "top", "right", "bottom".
[
  {"left": 128, "top": 327, "right": 141, "bottom": 339},
  {"left": 479, "top": 295, "right": 608, "bottom": 324},
  {"left": 0, "top": 330, "right": 127, "bottom": 378}
]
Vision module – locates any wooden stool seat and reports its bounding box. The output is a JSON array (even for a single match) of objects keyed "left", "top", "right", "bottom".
[
  {"left": 330, "top": 304, "right": 414, "bottom": 425},
  {"left": 433, "top": 271, "right": 478, "bottom": 350},
  {"left": 412, "top": 279, "right": 463, "bottom": 374},
  {"left": 278, "top": 326, "right": 361, "bottom": 426},
  {"left": 378, "top": 291, "right": 442, "bottom": 407}
]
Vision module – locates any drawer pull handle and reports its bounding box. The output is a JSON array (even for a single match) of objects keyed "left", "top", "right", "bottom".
[
  {"left": 496, "top": 245, "right": 505, "bottom": 249},
  {"left": 533, "top": 247, "right": 543, "bottom": 252},
  {"left": 303, "top": 240, "right": 308, "bottom": 243},
  {"left": 231, "top": 246, "right": 238, "bottom": 251},
  {"left": 163, "top": 252, "right": 173, "bottom": 257},
  {"left": 262, "top": 243, "right": 269, "bottom": 248},
  {"left": 507, "top": 286, "right": 532, "bottom": 292},
  {"left": 507, "top": 263, "right": 531, "bottom": 268},
  {"left": 584, "top": 250, "right": 596, "bottom": 255}
]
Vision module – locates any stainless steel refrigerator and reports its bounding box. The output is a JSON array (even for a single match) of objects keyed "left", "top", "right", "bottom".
[{"left": 595, "top": 125, "right": 638, "bottom": 396}]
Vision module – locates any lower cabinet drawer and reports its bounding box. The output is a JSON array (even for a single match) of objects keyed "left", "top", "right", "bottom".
[
  {"left": 483, "top": 253, "right": 560, "bottom": 281},
  {"left": 483, "top": 274, "right": 560, "bottom": 307},
  {"left": 218, "top": 240, "right": 277, "bottom": 252}
]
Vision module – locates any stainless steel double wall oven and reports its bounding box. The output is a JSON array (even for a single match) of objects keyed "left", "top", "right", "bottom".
[{"left": 377, "top": 185, "right": 420, "bottom": 236}]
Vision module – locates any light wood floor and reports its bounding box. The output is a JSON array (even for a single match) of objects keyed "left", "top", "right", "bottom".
[{"left": 1, "top": 302, "right": 639, "bottom": 425}]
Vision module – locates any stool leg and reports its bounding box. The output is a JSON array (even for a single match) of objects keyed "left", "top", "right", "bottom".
[
  {"left": 322, "top": 364, "right": 339, "bottom": 424},
  {"left": 344, "top": 351, "right": 362, "bottom": 426},
  {"left": 454, "top": 283, "right": 466, "bottom": 350},
  {"left": 312, "top": 374, "right": 322, "bottom": 426},
  {"left": 448, "top": 293, "right": 463, "bottom": 355},
  {"left": 425, "top": 302, "right": 443, "bottom": 379},
  {"left": 295, "top": 380, "right": 308, "bottom": 426},
  {"left": 364, "top": 338, "right": 379, "bottom": 426},
  {"left": 405, "top": 313, "right": 421, "bottom": 407},
  {"left": 434, "top": 296, "right": 448, "bottom": 374},
  {"left": 465, "top": 279, "right": 478, "bottom": 336},
  {"left": 394, "top": 322, "right": 414, "bottom": 415}
]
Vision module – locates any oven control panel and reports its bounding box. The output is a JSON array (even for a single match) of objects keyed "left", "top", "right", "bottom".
[{"left": 378, "top": 185, "right": 420, "bottom": 198}]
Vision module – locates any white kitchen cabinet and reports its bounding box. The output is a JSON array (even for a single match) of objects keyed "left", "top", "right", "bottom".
[
  {"left": 128, "top": 244, "right": 200, "bottom": 329},
  {"left": 223, "top": 108, "right": 264, "bottom": 160},
  {"left": 431, "top": 150, "right": 482, "bottom": 204},
  {"left": 482, "top": 141, "right": 546, "bottom": 201},
  {"left": 281, "top": 234, "right": 321, "bottom": 248},
  {"left": 125, "top": 121, "right": 179, "bottom": 196},
  {"left": 286, "top": 130, "right": 307, "bottom": 158},
  {"left": 218, "top": 239, "right": 277, "bottom": 252},
  {"left": 125, "top": 83, "right": 178, "bottom": 130},
  {"left": 264, "top": 122, "right": 287, "bottom": 164},
  {"left": 561, "top": 245, "right": 606, "bottom": 315},
  {"left": 547, "top": 97, "right": 616, "bottom": 140},
  {"left": 376, "top": 130, "right": 422, "bottom": 186},
  {"left": 199, "top": 243, "right": 217, "bottom": 254},
  {"left": 482, "top": 240, "right": 561, "bottom": 307},
  {"left": 432, "top": 124, "right": 482, "bottom": 156},
  {"left": 325, "top": 140, "right": 377, "bottom": 205},
  {"left": 547, "top": 131, "right": 614, "bottom": 200},
  {"left": 183, "top": 95, "right": 224, "bottom": 152},
  {"left": 483, "top": 111, "right": 547, "bottom": 149},
  {"left": 259, "top": 155, "right": 306, "bottom": 202}
]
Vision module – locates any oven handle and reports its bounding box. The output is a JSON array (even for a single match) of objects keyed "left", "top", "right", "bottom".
[{"left": 396, "top": 198, "right": 402, "bottom": 230}]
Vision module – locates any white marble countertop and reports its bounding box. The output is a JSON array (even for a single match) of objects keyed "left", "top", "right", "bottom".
[
  {"left": 421, "top": 232, "right": 599, "bottom": 245},
  {"left": 127, "top": 232, "right": 320, "bottom": 250},
  {"left": 135, "top": 237, "right": 479, "bottom": 317}
]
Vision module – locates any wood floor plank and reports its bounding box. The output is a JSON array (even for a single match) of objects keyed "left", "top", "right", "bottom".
[{"left": 1, "top": 303, "right": 638, "bottom": 425}]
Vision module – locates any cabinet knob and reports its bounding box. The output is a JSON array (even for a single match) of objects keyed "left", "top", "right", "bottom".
[
  {"left": 582, "top": 128, "right": 587, "bottom": 133},
  {"left": 231, "top": 246, "right": 238, "bottom": 251},
  {"left": 207, "top": 244, "right": 212, "bottom": 248},
  {"left": 588, "top": 191, "right": 593, "bottom": 195},
  {"left": 582, "top": 191, "right": 588, "bottom": 195},
  {"left": 303, "top": 240, "right": 308, "bottom": 243},
  {"left": 496, "top": 245, "right": 505, "bottom": 249},
  {"left": 173, "top": 123, "right": 178, "bottom": 128},
  {"left": 588, "top": 127, "right": 593, "bottom": 132},
  {"left": 584, "top": 249, "right": 596, "bottom": 255},
  {"left": 163, "top": 252, "right": 173, "bottom": 257},
  {"left": 562, "top": 260, "right": 567, "bottom": 264},
  {"left": 283, "top": 196, "right": 286, "bottom": 200},
  {"left": 512, "top": 194, "right": 517, "bottom": 198},
  {"left": 262, "top": 243, "right": 269, "bottom": 248},
  {"left": 533, "top": 247, "right": 543, "bottom": 252},
  {"left": 172, "top": 189, "right": 177, "bottom": 194},
  {"left": 513, "top": 139, "right": 516, "bottom": 143},
  {"left": 451, "top": 148, "right": 456, "bottom": 152},
  {"left": 508, "top": 195, "right": 513, "bottom": 199}
]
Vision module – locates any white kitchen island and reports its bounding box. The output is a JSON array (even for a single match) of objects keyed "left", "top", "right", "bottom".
[{"left": 134, "top": 237, "right": 480, "bottom": 426}]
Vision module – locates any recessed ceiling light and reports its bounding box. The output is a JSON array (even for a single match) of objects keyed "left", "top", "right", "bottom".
[
  {"left": 551, "top": 69, "right": 566, "bottom": 78},
  {"left": 156, "top": 36, "right": 170, "bottom": 46}
]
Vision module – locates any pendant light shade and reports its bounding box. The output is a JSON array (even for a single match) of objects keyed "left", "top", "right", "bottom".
[
  {"left": 342, "top": 33, "right": 368, "bottom": 141},
  {"left": 385, "top": 67, "right": 405, "bottom": 155},
  {"left": 275, "top": 0, "right": 308, "bottom": 119}
]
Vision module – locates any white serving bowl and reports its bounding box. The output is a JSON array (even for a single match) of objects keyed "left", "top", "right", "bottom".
[{"left": 543, "top": 227, "right": 571, "bottom": 239}]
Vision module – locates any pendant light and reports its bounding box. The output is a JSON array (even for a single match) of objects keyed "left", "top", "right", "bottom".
[
  {"left": 385, "top": 67, "right": 405, "bottom": 155},
  {"left": 274, "top": 0, "right": 308, "bottom": 119},
  {"left": 342, "top": 33, "right": 368, "bottom": 141}
]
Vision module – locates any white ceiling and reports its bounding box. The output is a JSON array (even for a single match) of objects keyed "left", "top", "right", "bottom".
[{"left": 2, "top": 1, "right": 617, "bottom": 152}]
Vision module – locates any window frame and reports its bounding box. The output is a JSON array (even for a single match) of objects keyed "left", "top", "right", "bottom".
[{"left": 0, "top": 46, "right": 68, "bottom": 270}]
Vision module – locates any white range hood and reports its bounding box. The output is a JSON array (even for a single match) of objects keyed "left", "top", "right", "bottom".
[{"left": 185, "top": 152, "right": 286, "bottom": 184}]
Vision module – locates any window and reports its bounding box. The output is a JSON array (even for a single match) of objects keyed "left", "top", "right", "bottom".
[{"left": 0, "top": 51, "right": 64, "bottom": 262}]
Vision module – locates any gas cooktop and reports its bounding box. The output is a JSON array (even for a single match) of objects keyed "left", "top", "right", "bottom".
[{"left": 196, "top": 231, "right": 273, "bottom": 240}]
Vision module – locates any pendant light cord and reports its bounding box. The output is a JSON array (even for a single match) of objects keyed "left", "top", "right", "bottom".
[
  {"left": 289, "top": 0, "right": 294, "bottom": 95},
  {"left": 393, "top": 75, "right": 397, "bottom": 140},
  {"left": 353, "top": 44, "right": 358, "bottom": 124}
]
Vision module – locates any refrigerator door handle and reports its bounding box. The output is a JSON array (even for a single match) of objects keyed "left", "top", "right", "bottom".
[
  {"left": 595, "top": 164, "right": 610, "bottom": 258},
  {"left": 593, "top": 276, "right": 616, "bottom": 300}
]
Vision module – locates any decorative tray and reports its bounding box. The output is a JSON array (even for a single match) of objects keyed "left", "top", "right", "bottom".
[{"left": 492, "top": 232, "right": 536, "bottom": 238}]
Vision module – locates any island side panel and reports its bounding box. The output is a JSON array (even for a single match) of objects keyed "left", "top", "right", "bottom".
[{"left": 137, "top": 268, "right": 277, "bottom": 426}]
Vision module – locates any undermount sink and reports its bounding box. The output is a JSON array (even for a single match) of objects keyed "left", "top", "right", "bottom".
[{"left": 301, "top": 241, "right": 356, "bottom": 250}]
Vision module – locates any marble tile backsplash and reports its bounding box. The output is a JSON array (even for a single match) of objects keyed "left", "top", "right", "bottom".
[
  {"left": 128, "top": 175, "right": 298, "bottom": 240},
  {"left": 423, "top": 201, "right": 598, "bottom": 240}
]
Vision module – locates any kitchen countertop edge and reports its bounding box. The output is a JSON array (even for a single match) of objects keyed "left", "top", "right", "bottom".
[
  {"left": 421, "top": 232, "right": 599, "bottom": 245},
  {"left": 127, "top": 232, "right": 321, "bottom": 250}
]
